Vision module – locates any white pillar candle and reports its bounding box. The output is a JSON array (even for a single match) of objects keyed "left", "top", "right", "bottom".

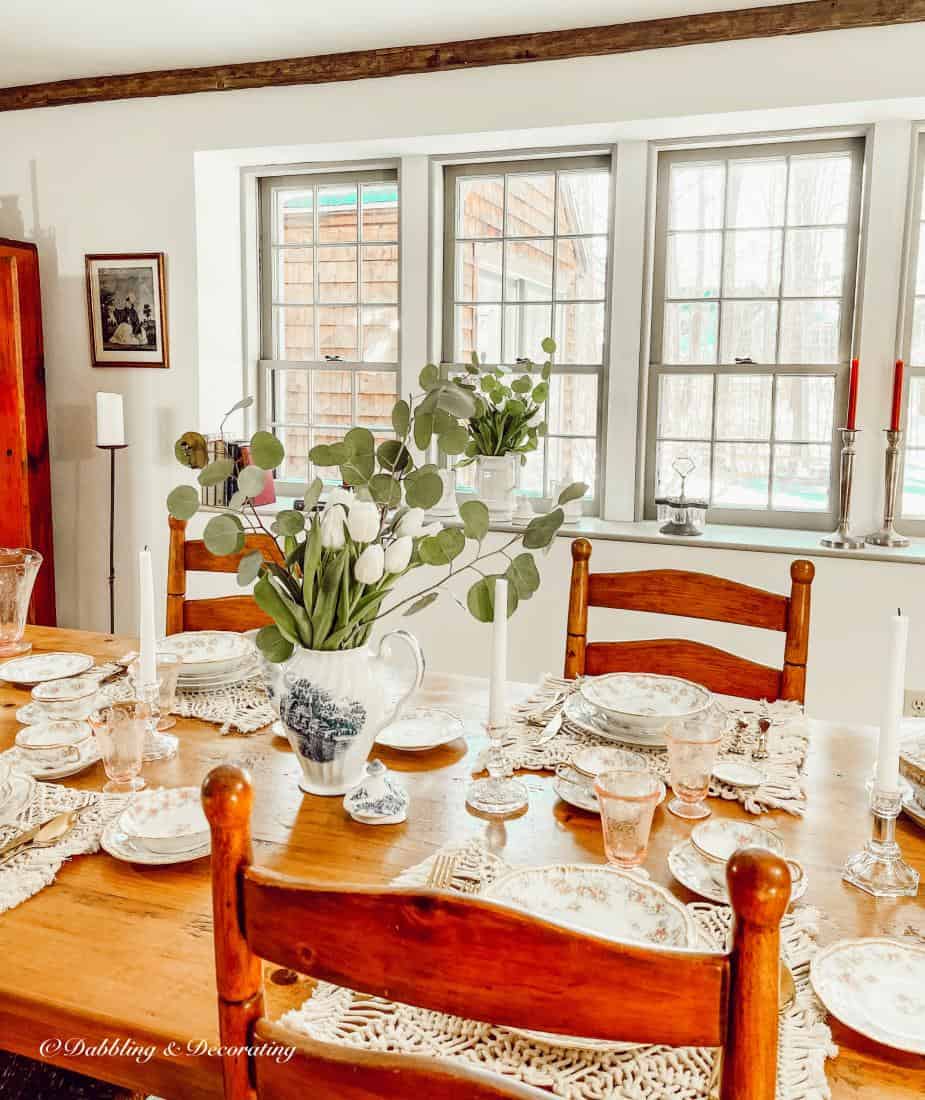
[
  {"left": 96, "top": 393, "right": 125, "bottom": 447},
  {"left": 488, "top": 578, "right": 508, "bottom": 729},
  {"left": 875, "top": 608, "right": 908, "bottom": 793},
  {"left": 138, "top": 548, "right": 157, "bottom": 685}
]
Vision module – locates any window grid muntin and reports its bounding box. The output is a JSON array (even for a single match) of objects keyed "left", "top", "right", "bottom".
[
  {"left": 647, "top": 138, "right": 863, "bottom": 527},
  {"left": 260, "top": 170, "right": 400, "bottom": 486},
  {"left": 899, "top": 134, "right": 925, "bottom": 524},
  {"left": 443, "top": 155, "right": 611, "bottom": 508}
]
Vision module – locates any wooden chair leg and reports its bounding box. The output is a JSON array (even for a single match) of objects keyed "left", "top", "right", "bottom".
[{"left": 565, "top": 538, "right": 591, "bottom": 678}]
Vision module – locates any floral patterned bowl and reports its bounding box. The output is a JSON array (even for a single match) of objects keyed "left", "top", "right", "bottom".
[
  {"left": 580, "top": 673, "right": 711, "bottom": 732},
  {"left": 119, "top": 787, "right": 209, "bottom": 855},
  {"left": 691, "top": 818, "right": 784, "bottom": 864},
  {"left": 484, "top": 863, "right": 699, "bottom": 949}
]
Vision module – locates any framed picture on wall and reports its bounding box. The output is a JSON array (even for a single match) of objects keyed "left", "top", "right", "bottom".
[{"left": 85, "top": 252, "right": 169, "bottom": 368}]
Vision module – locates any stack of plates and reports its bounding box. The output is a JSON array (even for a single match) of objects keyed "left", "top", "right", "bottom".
[
  {"left": 101, "top": 786, "right": 211, "bottom": 865},
  {"left": 563, "top": 672, "right": 712, "bottom": 749},
  {"left": 158, "top": 631, "right": 255, "bottom": 691}
]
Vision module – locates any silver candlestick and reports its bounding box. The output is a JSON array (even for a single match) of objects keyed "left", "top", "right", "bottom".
[
  {"left": 865, "top": 429, "right": 910, "bottom": 548},
  {"left": 843, "top": 783, "right": 919, "bottom": 897},
  {"left": 821, "top": 428, "right": 865, "bottom": 549}
]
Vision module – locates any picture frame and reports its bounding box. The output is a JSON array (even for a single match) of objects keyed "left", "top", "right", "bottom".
[{"left": 85, "top": 252, "right": 169, "bottom": 368}]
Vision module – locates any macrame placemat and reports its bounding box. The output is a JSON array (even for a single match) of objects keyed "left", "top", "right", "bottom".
[
  {"left": 0, "top": 777, "right": 127, "bottom": 915},
  {"left": 280, "top": 838, "right": 836, "bottom": 1100},
  {"left": 98, "top": 660, "right": 275, "bottom": 735},
  {"left": 504, "top": 676, "right": 809, "bottom": 816}
]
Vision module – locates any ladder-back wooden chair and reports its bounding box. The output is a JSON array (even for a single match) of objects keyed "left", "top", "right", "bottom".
[
  {"left": 166, "top": 516, "right": 277, "bottom": 635},
  {"left": 203, "top": 763, "right": 790, "bottom": 1100},
  {"left": 564, "top": 538, "right": 814, "bottom": 704}
]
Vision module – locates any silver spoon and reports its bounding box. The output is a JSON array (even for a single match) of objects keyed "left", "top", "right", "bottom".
[{"left": 0, "top": 808, "right": 82, "bottom": 868}]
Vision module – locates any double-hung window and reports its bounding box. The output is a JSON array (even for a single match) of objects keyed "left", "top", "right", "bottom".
[
  {"left": 259, "top": 169, "right": 400, "bottom": 491},
  {"left": 645, "top": 137, "right": 864, "bottom": 527},
  {"left": 442, "top": 155, "right": 612, "bottom": 509},
  {"left": 900, "top": 133, "right": 925, "bottom": 526}
]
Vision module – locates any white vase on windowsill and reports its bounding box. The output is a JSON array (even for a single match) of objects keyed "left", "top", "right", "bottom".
[{"left": 476, "top": 454, "right": 518, "bottom": 522}]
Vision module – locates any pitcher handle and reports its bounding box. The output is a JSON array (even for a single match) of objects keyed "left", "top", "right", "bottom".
[{"left": 377, "top": 629, "right": 425, "bottom": 727}]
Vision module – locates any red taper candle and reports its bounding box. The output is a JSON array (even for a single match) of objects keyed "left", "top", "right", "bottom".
[
  {"left": 846, "top": 357, "right": 859, "bottom": 430},
  {"left": 890, "top": 358, "right": 904, "bottom": 432}
]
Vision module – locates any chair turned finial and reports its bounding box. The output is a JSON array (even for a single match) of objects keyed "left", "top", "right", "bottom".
[
  {"left": 790, "top": 559, "right": 814, "bottom": 584},
  {"left": 571, "top": 537, "right": 592, "bottom": 563},
  {"left": 726, "top": 847, "right": 791, "bottom": 928},
  {"left": 202, "top": 764, "right": 254, "bottom": 828}
]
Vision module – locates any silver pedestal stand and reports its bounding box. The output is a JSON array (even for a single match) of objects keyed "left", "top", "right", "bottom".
[
  {"left": 821, "top": 428, "right": 864, "bottom": 549},
  {"left": 865, "top": 429, "right": 910, "bottom": 548},
  {"left": 843, "top": 783, "right": 919, "bottom": 897}
]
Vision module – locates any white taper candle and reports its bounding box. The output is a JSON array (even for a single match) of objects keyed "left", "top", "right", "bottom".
[
  {"left": 138, "top": 548, "right": 157, "bottom": 685},
  {"left": 488, "top": 578, "right": 508, "bottom": 729},
  {"left": 95, "top": 392, "right": 125, "bottom": 447},
  {"left": 875, "top": 608, "right": 908, "bottom": 793}
]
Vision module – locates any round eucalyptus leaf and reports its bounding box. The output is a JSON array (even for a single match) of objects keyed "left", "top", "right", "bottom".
[
  {"left": 255, "top": 624, "right": 294, "bottom": 664},
  {"left": 532, "top": 382, "right": 549, "bottom": 403},
  {"left": 522, "top": 507, "right": 564, "bottom": 550},
  {"left": 557, "top": 481, "right": 589, "bottom": 506},
  {"left": 405, "top": 471, "right": 442, "bottom": 510},
  {"left": 249, "top": 430, "right": 285, "bottom": 470},
  {"left": 433, "top": 409, "right": 457, "bottom": 435},
  {"left": 541, "top": 361, "right": 552, "bottom": 381},
  {"left": 437, "top": 425, "right": 468, "bottom": 456},
  {"left": 174, "top": 431, "right": 209, "bottom": 470},
  {"left": 419, "top": 363, "right": 440, "bottom": 390},
  {"left": 236, "top": 549, "right": 264, "bottom": 587},
  {"left": 369, "top": 473, "right": 402, "bottom": 507},
  {"left": 345, "top": 426, "right": 375, "bottom": 456},
  {"left": 413, "top": 411, "right": 434, "bottom": 451},
  {"left": 403, "top": 591, "right": 440, "bottom": 616},
  {"left": 437, "top": 527, "right": 465, "bottom": 561},
  {"left": 377, "top": 439, "right": 412, "bottom": 473},
  {"left": 459, "top": 499, "right": 489, "bottom": 542},
  {"left": 226, "top": 491, "right": 247, "bottom": 512},
  {"left": 506, "top": 552, "right": 540, "bottom": 599},
  {"left": 511, "top": 376, "right": 532, "bottom": 394},
  {"left": 203, "top": 513, "right": 245, "bottom": 557},
  {"left": 197, "top": 458, "right": 234, "bottom": 487},
  {"left": 237, "top": 464, "right": 267, "bottom": 497},
  {"left": 166, "top": 485, "right": 200, "bottom": 521},
  {"left": 341, "top": 449, "right": 375, "bottom": 485},
  {"left": 466, "top": 575, "right": 517, "bottom": 622},
  {"left": 434, "top": 382, "right": 477, "bottom": 419},
  {"left": 309, "top": 443, "right": 335, "bottom": 467},
  {"left": 391, "top": 399, "right": 410, "bottom": 437},
  {"left": 541, "top": 336, "right": 557, "bottom": 355},
  {"left": 273, "top": 509, "right": 305, "bottom": 537}
]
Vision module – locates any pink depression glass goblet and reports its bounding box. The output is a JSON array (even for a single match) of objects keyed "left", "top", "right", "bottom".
[
  {"left": 594, "top": 768, "right": 663, "bottom": 868},
  {"left": 664, "top": 711, "right": 723, "bottom": 820},
  {"left": 89, "top": 703, "right": 146, "bottom": 794}
]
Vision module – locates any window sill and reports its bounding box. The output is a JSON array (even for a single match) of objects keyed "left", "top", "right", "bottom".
[{"left": 249, "top": 499, "right": 925, "bottom": 565}]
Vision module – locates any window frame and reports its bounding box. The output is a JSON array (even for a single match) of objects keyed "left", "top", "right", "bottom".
[
  {"left": 441, "top": 153, "right": 614, "bottom": 514},
  {"left": 258, "top": 166, "right": 401, "bottom": 495},
  {"left": 898, "top": 128, "right": 925, "bottom": 535},
  {"left": 643, "top": 135, "right": 865, "bottom": 530}
]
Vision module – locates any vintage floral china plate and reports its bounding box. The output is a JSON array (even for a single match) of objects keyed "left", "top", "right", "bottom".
[
  {"left": 563, "top": 693, "right": 668, "bottom": 749},
  {"left": 0, "top": 772, "right": 37, "bottom": 824},
  {"left": 901, "top": 792, "right": 925, "bottom": 828},
  {"left": 375, "top": 708, "right": 465, "bottom": 752},
  {"left": 0, "top": 651, "right": 94, "bottom": 686},
  {"left": 691, "top": 818, "right": 784, "bottom": 863},
  {"left": 711, "top": 760, "right": 764, "bottom": 789},
  {"left": 668, "top": 839, "right": 807, "bottom": 906},
  {"left": 570, "top": 744, "right": 647, "bottom": 778},
  {"left": 6, "top": 736, "right": 101, "bottom": 781},
  {"left": 119, "top": 787, "right": 209, "bottom": 854},
  {"left": 101, "top": 821, "right": 211, "bottom": 866},
  {"left": 553, "top": 765, "right": 600, "bottom": 813},
  {"left": 580, "top": 673, "right": 711, "bottom": 730},
  {"left": 158, "top": 631, "right": 251, "bottom": 677},
  {"left": 810, "top": 938, "right": 925, "bottom": 1054}
]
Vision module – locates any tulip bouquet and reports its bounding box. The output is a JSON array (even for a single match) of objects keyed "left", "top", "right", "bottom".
[{"left": 167, "top": 367, "right": 585, "bottom": 664}]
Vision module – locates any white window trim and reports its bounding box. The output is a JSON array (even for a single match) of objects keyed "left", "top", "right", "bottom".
[{"left": 641, "top": 132, "right": 866, "bottom": 531}]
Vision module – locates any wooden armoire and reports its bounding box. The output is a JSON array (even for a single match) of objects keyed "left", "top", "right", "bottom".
[{"left": 0, "top": 238, "right": 56, "bottom": 624}]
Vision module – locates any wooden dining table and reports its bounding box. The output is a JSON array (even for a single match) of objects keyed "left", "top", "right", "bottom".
[{"left": 0, "top": 625, "right": 923, "bottom": 1100}]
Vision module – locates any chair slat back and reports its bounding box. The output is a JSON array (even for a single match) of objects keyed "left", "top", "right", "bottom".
[
  {"left": 565, "top": 539, "right": 814, "bottom": 703},
  {"left": 166, "top": 516, "right": 276, "bottom": 635},
  {"left": 202, "top": 765, "right": 790, "bottom": 1100}
]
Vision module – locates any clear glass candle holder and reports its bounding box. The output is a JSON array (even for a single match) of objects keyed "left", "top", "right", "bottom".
[
  {"left": 665, "top": 713, "right": 723, "bottom": 820},
  {"left": 130, "top": 652, "right": 182, "bottom": 731},
  {"left": 594, "top": 768, "right": 663, "bottom": 868},
  {"left": 89, "top": 703, "right": 146, "bottom": 794}
]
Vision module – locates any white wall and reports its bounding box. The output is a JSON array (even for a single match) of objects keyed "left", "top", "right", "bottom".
[{"left": 2, "top": 23, "right": 925, "bottom": 721}]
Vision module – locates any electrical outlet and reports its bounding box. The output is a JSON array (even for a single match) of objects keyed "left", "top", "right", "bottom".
[{"left": 904, "top": 689, "right": 925, "bottom": 718}]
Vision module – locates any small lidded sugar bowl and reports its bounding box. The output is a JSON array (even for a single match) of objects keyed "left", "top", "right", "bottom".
[{"left": 343, "top": 760, "right": 409, "bottom": 825}]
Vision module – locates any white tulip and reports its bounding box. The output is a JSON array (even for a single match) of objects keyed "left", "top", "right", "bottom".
[
  {"left": 384, "top": 536, "right": 413, "bottom": 575},
  {"left": 354, "top": 544, "right": 385, "bottom": 585},
  {"left": 320, "top": 505, "right": 346, "bottom": 549},
  {"left": 325, "top": 487, "right": 355, "bottom": 510},
  {"left": 395, "top": 507, "right": 426, "bottom": 538},
  {"left": 346, "top": 499, "right": 380, "bottom": 543},
  {"left": 421, "top": 521, "right": 443, "bottom": 538}
]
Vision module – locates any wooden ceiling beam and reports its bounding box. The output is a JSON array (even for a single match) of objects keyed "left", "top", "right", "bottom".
[{"left": 1, "top": 1, "right": 922, "bottom": 113}]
